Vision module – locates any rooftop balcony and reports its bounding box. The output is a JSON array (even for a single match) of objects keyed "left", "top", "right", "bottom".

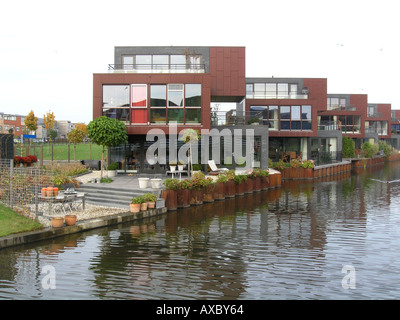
[{"left": 108, "top": 64, "right": 206, "bottom": 74}]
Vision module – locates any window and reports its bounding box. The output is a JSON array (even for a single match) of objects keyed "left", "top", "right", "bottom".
[
  {"left": 150, "top": 85, "right": 167, "bottom": 107},
  {"left": 131, "top": 84, "right": 147, "bottom": 124},
  {"left": 171, "top": 55, "right": 186, "bottom": 70},
  {"left": 123, "top": 56, "right": 133, "bottom": 70},
  {"left": 153, "top": 55, "right": 169, "bottom": 70},
  {"left": 102, "top": 85, "right": 130, "bottom": 122},
  {"left": 168, "top": 84, "right": 183, "bottom": 107},
  {"left": 185, "top": 84, "right": 201, "bottom": 107},
  {"left": 279, "top": 105, "right": 313, "bottom": 130},
  {"left": 131, "top": 84, "right": 147, "bottom": 107}
]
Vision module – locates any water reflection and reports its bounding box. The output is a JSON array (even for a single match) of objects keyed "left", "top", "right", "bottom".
[{"left": 1, "top": 164, "right": 400, "bottom": 299}]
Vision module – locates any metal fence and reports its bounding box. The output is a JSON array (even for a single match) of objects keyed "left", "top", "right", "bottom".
[
  {"left": 310, "top": 151, "right": 343, "bottom": 166},
  {"left": 0, "top": 159, "right": 54, "bottom": 217}
]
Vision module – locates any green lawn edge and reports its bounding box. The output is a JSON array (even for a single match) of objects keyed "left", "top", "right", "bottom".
[{"left": 0, "top": 204, "right": 43, "bottom": 237}]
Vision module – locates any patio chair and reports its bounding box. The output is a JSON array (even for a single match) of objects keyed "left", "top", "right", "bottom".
[{"left": 207, "top": 160, "right": 229, "bottom": 174}]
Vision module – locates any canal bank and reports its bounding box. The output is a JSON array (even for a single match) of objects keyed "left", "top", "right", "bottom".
[{"left": 0, "top": 156, "right": 396, "bottom": 250}]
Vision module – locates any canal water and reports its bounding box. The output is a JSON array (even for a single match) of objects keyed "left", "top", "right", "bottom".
[{"left": 1, "top": 163, "right": 400, "bottom": 300}]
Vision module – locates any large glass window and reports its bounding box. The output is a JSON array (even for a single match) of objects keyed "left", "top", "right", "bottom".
[
  {"left": 103, "top": 85, "right": 130, "bottom": 108},
  {"left": 150, "top": 109, "right": 166, "bottom": 124},
  {"left": 152, "top": 55, "right": 169, "bottom": 70},
  {"left": 185, "top": 84, "right": 201, "bottom": 107},
  {"left": 186, "top": 108, "right": 201, "bottom": 124},
  {"left": 168, "top": 108, "right": 184, "bottom": 124},
  {"left": 171, "top": 55, "right": 186, "bottom": 70},
  {"left": 131, "top": 84, "right": 147, "bottom": 107},
  {"left": 102, "top": 85, "right": 130, "bottom": 122},
  {"left": 168, "top": 84, "right": 184, "bottom": 107},
  {"left": 150, "top": 85, "right": 167, "bottom": 107}
]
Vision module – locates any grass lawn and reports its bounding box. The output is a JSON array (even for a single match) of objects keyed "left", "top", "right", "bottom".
[
  {"left": 19, "top": 143, "right": 103, "bottom": 161},
  {"left": 0, "top": 204, "right": 43, "bottom": 237}
]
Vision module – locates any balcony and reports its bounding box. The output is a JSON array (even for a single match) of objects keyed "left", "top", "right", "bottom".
[
  {"left": 326, "top": 105, "right": 357, "bottom": 111},
  {"left": 211, "top": 110, "right": 264, "bottom": 126},
  {"left": 108, "top": 64, "right": 206, "bottom": 74},
  {"left": 318, "top": 121, "right": 339, "bottom": 131},
  {"left": 367, "top": 112, "right": 384, "bottom": 118}
]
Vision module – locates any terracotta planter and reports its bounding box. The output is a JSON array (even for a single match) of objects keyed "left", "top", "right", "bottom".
[
  {"left": 65, "top": 214, "right": 77, "bottom": 226},
  {"left": 51, "top": 217, "right": 64, "bottom": 228},
  {"left": 147, "top": 202, "right": 155, "bottom": 209},
  {"left": 41, "top": 188, "right": 47, "bottom": 197},
  {"left": 214, "top": 182, "right": 225, "bottom": 200},
  {"left": 203, "top": 184, "right": 215, "bottom": 203},
  {"left": 130, "top": 203, "right": 140, "bottom": 213},
  {"left": 53, "top": 187, "right": 59, "bottom": 196},
  {"left": 46, "top": 187, "right": 53, "bottom": 197},
  {"left": 177, "top": 188, "right": 191, "bottom": 208},
  {"left": 261, "top": 176, "right": 269, "bottom": 190},
  {"left": 225, "top": 180, "right": 235, "bottom": 198},
  {"left": 190, "top": 188, "right": 204, "bottom": 205},
  {"left": 140, "top": 202, "right": 148, "bottom": 211}
]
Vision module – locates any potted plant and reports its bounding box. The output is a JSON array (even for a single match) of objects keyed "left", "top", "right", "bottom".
[
  {"left": 224, "top": 170, "right": 236, "bottom": 198},
  {"left": 214, "top": 173, "right": 227, "bottom": 200},
  {"left": 177, "top": 179, "right": 191, "bottom": 208},
  {"left": 178, "top": 160, "right": 184, "bottom": 172},
  {"left": 169, "top": 160, "right": 177, "bottom": 172},
  {"left": 130, "top": 196, "right": 142, "bottom": 213},
  {"left": 144, "top": 192, "right": 157, "bottom": 209},
  {"left": 203, "top": 176, "right": 215, "bottom": 203},
  {"left": 163, "top": 178, "right": 179, "bottom": 211},
  {"left": 234, "top": 174, "right": 246, "bottom": 196},
  {"left": 190, "top": 171, "right": 206, "bottom": 205},
  {"left": 106, "top": 162, "right": 119, "bottom": 178}
]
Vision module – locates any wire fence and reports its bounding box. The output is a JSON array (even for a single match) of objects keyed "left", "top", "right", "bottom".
[{"left": 0, "top": 159, "right": 55, "bottom": 217}]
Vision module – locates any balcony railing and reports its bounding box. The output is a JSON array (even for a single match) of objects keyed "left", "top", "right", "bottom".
[
  {"left": 318, "top": 121, "right": 339, "bottom": 131},
  {"left": 211, "top": 110, "right": 264, "bottom": 126},
  {"left": 311, "top": 151, "right": 342, "bottom": 166},
  {"left": 108, "top": 64, "right": 206, "bottom": 74},
  {"left": 367, "top": 112, "right": 384, "bottom": 118},
  {"left": 246, "top": 92, "right": 308, "bottom": 99},
  {"left": 326, "top": 105, "right": 357, "bottom": 111}
]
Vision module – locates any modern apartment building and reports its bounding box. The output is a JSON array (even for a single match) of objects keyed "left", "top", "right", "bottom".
[
  {"left": 93, "top": 46, "right": 269, "bottom": 173},
  {"left": 93, "top": 45, "right": 398, "bottom": 172}
]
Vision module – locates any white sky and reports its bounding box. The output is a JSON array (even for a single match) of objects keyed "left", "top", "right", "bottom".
[{"left": 1, "top": 0, "right": 399, "bottom": 124}]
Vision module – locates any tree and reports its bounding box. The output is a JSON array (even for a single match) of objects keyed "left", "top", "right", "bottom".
[
  {"left": 67, "top": 129, "right": 85, "bottom": 162},
  {"left": 87, "top": 116, "right": 128, "bottom": 178},
  {"left": 24, "top": 110, "right": 38, "bottom": 133},
  {"left": 24, "top": 110, "right": 38, "bottom": 145},
  {"left": 43, "top": 110, "right": 56, "bottom": 141},
  {"left": 75, "top": 123, "right": 87, "bottom": 137}
]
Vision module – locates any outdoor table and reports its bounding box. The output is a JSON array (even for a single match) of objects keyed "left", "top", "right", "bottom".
[
  {"left": 37, "top": 192, "right": 86, "bottom": 215},
  {"left": 166, "top": 170, "right": 186, "bottom": 181}
]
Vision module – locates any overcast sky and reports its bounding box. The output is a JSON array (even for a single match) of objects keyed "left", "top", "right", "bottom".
[{"left": 1, "top": 0, "right": 399, "bottom": 124}]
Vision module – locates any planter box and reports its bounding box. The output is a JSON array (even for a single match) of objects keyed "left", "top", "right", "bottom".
[
  {"left": 214, "top": 182, "right": 225, "bottom": 200},
  {"left": 138, "top": 178, "right": 149, "bottom": 188},
  {"left": 177, "top": 188, "right": 191, "bottom": 208},
  {"left": 162, "top": 189, "right": 177, "bottom": 211},
  {"left": 151, "top": 178, "right": 162, "bottom": 189},
  {"left": 225, "top": 180, "right": 235, "bottom": 198},
  {"left": 190, "top": 188, "right": 204, "bottom": 205}
]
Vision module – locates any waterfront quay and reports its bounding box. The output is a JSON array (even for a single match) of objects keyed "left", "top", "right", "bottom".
[{"left": 0, "top": 156, "right": 393, "bottom": 250}]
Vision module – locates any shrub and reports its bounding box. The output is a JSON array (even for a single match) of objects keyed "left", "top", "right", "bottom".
[
  {"left": 362, "top": 142, "right": 379, "bottom": 158},
  {"left": 106, "top": 162, "right": 119, "bottom": 170},
  {"left": 216, "top": 174, "right": 228, "bottom": 183},
  {"left": 379, "top": 140, "right": 392, "bottom": 159},
  {"left": 301, "top": 160, "right": 315, "bottom": 169},
  {"left": 163, "top": 178, "right": 180, "bottom": 190},
  {"left": 342, "top": 136, "right": 356, "bottom": 158}
]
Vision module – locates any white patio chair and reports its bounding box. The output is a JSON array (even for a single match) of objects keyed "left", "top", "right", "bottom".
[{"left": 207, "top": 160, "right": 229, "bottom": 173}]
